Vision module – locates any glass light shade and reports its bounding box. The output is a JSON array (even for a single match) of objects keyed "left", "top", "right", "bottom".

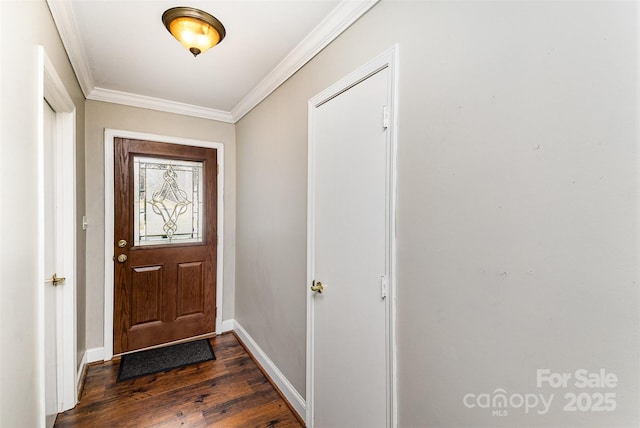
[
  {"left": 162, "top": 7, "right": 226, "bottom": 57},
  {"left": 168, "top": 17, "right": 220, "bottom": 56}
]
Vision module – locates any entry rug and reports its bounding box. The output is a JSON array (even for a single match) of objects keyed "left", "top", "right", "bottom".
[{"left": 117, "top": 339, "right": 215, "bottom": 382}]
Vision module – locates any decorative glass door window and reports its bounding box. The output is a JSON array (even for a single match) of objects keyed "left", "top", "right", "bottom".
[{"left": 133, "top": 156, "right": 204, "bottom": 246}]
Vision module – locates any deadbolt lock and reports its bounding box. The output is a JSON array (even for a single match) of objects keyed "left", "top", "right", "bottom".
[{"left": 117, "top": 239, "right": 127, "bottom": 248}]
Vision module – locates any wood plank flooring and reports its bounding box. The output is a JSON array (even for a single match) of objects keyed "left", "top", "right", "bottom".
[{"left": 55, "top": 333, "right": 304, "bottom": 427}]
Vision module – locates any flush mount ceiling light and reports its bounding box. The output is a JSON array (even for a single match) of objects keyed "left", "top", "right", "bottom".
[{"left": 162, "top": 6, "right": 226, "bottom": 57}]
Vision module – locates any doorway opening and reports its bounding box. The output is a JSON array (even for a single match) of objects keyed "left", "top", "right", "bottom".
[
  {"left": 103, "top": 130, "right": 225, "bottom": 360},
  {"left": 306, "top": 46, "right": 398, "bottom": 427}
]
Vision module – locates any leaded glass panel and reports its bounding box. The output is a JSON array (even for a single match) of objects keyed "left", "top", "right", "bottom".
[{"left": 133, "top": 156, "right": 204, "bottom": 246}]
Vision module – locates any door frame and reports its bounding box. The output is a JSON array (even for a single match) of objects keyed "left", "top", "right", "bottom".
[
  {"left": 103, "top": 129, "right": 224, "bottom": 360},
  {"left": 306, "top": 45, "right": 399, "bottom": 427},
  {"left": 38, "top": 46, "right": 78, "bottom": 416}
]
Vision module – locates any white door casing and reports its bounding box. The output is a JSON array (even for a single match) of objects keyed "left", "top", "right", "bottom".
[
  {"left": 38, "top": 46, "right": 78, "bottom": 423},
  {"left": 306, "top": 46, "right": 398, "bottom": 427},
  {"left": 43, "top": 99, "right": 58, "bottom": 428},
  {"left": 104, "top": 130, "right": 225, "bottom": 360}
]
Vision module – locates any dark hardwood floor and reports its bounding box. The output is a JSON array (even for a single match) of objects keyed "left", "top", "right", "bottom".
[{"left": 55, "top": 333, "right": 304, "bottom": 427}]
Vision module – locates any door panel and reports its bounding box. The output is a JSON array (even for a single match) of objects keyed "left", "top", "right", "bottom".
[
  {"left": 114, "top": 138, "right": 217, "bottom": 354},
  {"left": 131, "top": 266, "right": 163, "bottom": 326},
  {"left": 309, "top": 67, "right": 390, "bottom": 427},
  {"left": 177, "top": 262, "right": 204, "bottom": 316}
]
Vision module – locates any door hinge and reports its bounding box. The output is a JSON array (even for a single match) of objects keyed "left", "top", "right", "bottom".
[
  {"left": 382, "top": 105, "right": 389, "bottom": 129},
  {"left": 380, "top": 275, "right": 387, "bottom": 299}
]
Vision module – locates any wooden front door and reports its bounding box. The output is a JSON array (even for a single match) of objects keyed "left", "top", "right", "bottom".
[{"left": 114, "top": 138, "right": 217, "bottom": 354}]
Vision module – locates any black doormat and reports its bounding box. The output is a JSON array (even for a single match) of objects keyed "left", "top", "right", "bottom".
[{"left": 117, "top": 339, "right": 215, "bottom": 382}]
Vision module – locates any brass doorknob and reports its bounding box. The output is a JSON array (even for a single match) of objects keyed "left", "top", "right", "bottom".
[
  {"left": 45, "top": 273, "right": 66, "bottom": 286},
  {"left": 310, "top": 281, "right": 323, "bottom": 293},
  {"left": 117, "top": 254, "right": 128, "bottom": 263}
]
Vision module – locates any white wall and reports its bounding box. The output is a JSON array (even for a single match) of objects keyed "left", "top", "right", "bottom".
[
  {"left": 235, "top": 1, "right": 639, "bottom": 426},
  {"left": 84, "top": 100, "right": 236, "bottom": 350},
  {"left": 0, "top": 1, "right": 85, "bottom": 426}
]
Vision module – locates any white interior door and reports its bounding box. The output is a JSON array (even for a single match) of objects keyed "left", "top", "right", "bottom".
[
  {"left": 43, "top": 100, "right": 59, "bottom": 428},
  {"left": 39, "top": 48, "right": 78, "bottom": 426},
  {"left": 307, "top": 59, "right": 394, "bottom": 427}
]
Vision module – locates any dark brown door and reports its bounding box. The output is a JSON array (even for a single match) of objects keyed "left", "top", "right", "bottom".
[{"left": 113, "top": 138, "right": 217, "bottom": 354}]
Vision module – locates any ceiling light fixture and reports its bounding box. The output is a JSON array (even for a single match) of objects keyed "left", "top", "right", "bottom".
[{"left": 162, "top": 6, "right": 226, "bottom": 57}]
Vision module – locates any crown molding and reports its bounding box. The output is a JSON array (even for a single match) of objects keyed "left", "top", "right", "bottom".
[
  {"left": 230, "top": 0, "right": 379, "bottom": 122},
  {"left": 88, "top": 88, "right": 234, "bottom": 123},
  {"left": 47, "top": 0, "right": 95, "bottom": 98},
  {"left": 48, "top": 0, "right": 379, "bottom": 123}
]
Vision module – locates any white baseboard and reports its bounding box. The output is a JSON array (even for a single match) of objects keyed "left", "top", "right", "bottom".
[
  {"left": 76, "top": 350, "right": 87, "bottom": 398},
  {"left": 86, "top": 347, "right": 105, "bottom": 363},
  {"left": 233, "top": 320, "right": 306, "bottom": 420},
  {"left": 220, "top": 319, "right": 234, "bottom": 333}
]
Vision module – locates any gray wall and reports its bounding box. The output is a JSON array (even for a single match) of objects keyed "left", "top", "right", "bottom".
[
  {"left": 84, "top": 100, "right": 236, "bottom": 350},
  {"left": 235, "top": 1, "right": 639, "bottom": 426},
  {"left": 0, "top": 1, "right": 86, "bottom": 425}
]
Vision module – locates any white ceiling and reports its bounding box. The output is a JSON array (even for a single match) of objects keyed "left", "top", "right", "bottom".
[{"left": 48, "top": 0, "right": 377, "bottom": 123}]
